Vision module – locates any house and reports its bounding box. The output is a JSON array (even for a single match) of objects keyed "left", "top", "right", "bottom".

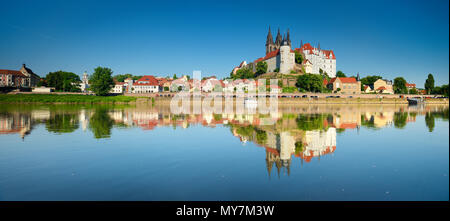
[
  {"left": 373, "top": 79, "right": 394, "bottom": 94},
  {"left": 170, "top": 76, "right": 189, "bottom": 92},
  {"left": 363, "top": 85, "right": 373, "bottom": 93},
  {"left": 406, "top": 83, "right": 416, "bottom": 93},
  {"left": 201, "top": 77, "right": 224, "bottom": 92},
  {"left": 268, "top": 84, "right": 281, "bottom": 93},
  {"left": 326, "top": 77, "right": 361, "bottom": 94},
  {"left": 111, "top": 82, "right": 126, "bottom": 94},
  {"left": 131, "top": 75, "right": 159, "bottom": 93},
  {"left": 0, "top": 64, "right": 40, "bottom": 88},
  {"left": 302, "top": 59, "right": 313, "bottom": 74}
]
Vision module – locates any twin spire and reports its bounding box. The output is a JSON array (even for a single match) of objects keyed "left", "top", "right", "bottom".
[{"left": 265, "top": 27, "right": 291, "bottom": 54}]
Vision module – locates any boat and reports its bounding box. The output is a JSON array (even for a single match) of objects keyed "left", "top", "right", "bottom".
[{"left": 407, "top": 97, "right": 424, "bottom": 105}]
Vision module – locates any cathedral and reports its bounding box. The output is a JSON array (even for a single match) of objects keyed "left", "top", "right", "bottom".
[{"left": 265, "top": 27, "right": 292, "bottom": 54}]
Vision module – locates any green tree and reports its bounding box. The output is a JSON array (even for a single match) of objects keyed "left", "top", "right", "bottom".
[
  {"left": 409, "top": 88, "right": 418, "bottom": 94},
  {"left": 296, "top": 74, "right": 323, "bottom": 92},
  {"left": 255, "top": 61, "right": 268, "bottom": 76},
  {"left": 295, "top": 51, "right": 303, "bottom": 64},
  {"left": 114, "top": 74, "right": 133, "bottom": 82},
  {"left": 234, "top": 68, "right": 254, "bottom": 79},
  {"left": 425, "top": 73, "right": 434, "bottom": 94},
  {"left": 393, "top": 112, "right": 408, "bottom": 129},
  {"left": 45, "top": 71, "right": 81, "bottom": 92},
  {"left": 46, "top": 113, "right": 79, "bottom": 133},
  {"left": 89, "top": 108, "right": 114, "bottom": 139},
  {"left": 425, "top": 112, "right": 435, "bottom": 132},
  {"left": 173, "top": 74, "right": 178, "bottom": 79},
  {"left": 360, "top": 75, "right": 382, "bottom": 91},
  {"left": 336, "top": 70, "right": 346, "bottom": 78},
  {"left": 89, "top": 67, "right": 115, "bottom": 96},
  {"left": 393, "top": 77, "right": 407, "bottom": 94}
]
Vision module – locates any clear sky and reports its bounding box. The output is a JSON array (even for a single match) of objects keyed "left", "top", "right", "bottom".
[{"left": 0, "top": 0, "right": 448, "bottom": 86}]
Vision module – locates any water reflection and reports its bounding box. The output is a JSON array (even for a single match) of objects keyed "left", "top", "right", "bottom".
[{"left": 0, "top": 104, "right": 448, "bottom": 178}]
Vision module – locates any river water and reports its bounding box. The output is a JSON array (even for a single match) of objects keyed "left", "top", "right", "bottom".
[{"left": 0, "top": 104, "right": 448, "bottom": 200}]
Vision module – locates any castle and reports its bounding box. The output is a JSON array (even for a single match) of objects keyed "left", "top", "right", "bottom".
[{"left": 235, "top": 27, "right": 337, "bottom": 77}]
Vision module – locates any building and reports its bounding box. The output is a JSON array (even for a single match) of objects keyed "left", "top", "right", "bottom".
[
  {"left": 373, "top": 79, "right": 394, "bottom": 94},
  {"left": 297, "top": 42, "right": 336, "bottom": 77},
  {"left": 201, "top": 77, "right": 225, "bottom": 92},
  {"left": 326, "top": 77, "right": 361, "bottom": 94},
  {"left": 131, "top": 75, "right": 159, "bottom": 93},
  {"left": 239, "top": 27, "right": 336, "bottom": 76},
  {"left": 0, "top": 64, "right": 40, "bottom": 88},
  {"left": 254, "top": 29, "right": 295, "bottom": 74},
  {"left": 111, "top": 82, "right": 126, "bottom": 94},
  {"left": 406, "top": 83, "right": 416, "bottom": 93},
  {"left": 79, "top": 72, "right": 90, "bottom": 92},
  {"left": 302, "top": 59, "right": 313, "bottom": 73}
]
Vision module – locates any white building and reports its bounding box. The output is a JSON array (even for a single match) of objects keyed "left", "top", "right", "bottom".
[
  {"left": 254, "top": 38, "right": 295, "bottom": 74},
  {"left": 131, "top": 75, "right": 159, "bottom": 93},
  {"left": 111, "top": 82, "right": 126, "bottom": 94},
  {"left": 80, "top": 72, "right": 90, "bottom": 92},
  {"left": 297, "top": 43, "right": 336, "bottom": 77}
]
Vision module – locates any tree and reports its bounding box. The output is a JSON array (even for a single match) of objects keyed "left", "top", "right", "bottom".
[
  {"left": 295, "top": 51, "right": 303, "bottom": 64},
  {"left": 336, "top": 70, "right": 346, "bottom": 78},
  {"left": 425, "top": 73, "right": 434, "bottom": 94},
  {"left": 360, "top": 75, "right": 382, "bottom": 91},
  {"left": 89, "top": 67, "right": 114, "bottom": 96},
  {"left": 393, "top": 77, "right": 407, "bottom": 94},
  {"left": 409, "top": 88, "right": 418, "bottom": 94},
  {"left": 234, "top": 68, "right": 254, "bottom": 79},
  {"left": 114, "top": 74, "right": 133, "bottom": 82},
  {"left": 296, "top": 74, "right": 323, "bottom": 92},
  {"left": 173, "top": 74, "right": 178, "bottom": 79},
  {"left": 425, "top": 112, "right": 435, "bottom": 132},
  {"left": 45, "top": 71, "right": 81, "bottom": 92},
  {"left": 255, "top": 61, "right": 268, "bottom": 76},
  {"left": 89, "top": 108, "right": 114, "bottom": 139}
]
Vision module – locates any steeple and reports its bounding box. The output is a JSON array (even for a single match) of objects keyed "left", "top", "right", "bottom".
[
  {"left": 357, "top": 72, "right": 360, "bottom": 81},
  {"left": 318, "top": 42, "right": 321, "bottom": 51},
  {"left": 275, "top": 28, "right": 282, "bottom": 46},
  {"left": 300, "top": 40, "right": 303, "bottom": 48},
  {"left": 266, "top": 26, "right": 273, "bottom": 45}
]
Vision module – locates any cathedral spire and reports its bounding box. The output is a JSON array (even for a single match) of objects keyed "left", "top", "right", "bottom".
[
  {"left": 275, "top": 28, "right": 282, "bottom": 46},
  {"left": 266, "top": 26, "right": 273, "bottom": 45}
]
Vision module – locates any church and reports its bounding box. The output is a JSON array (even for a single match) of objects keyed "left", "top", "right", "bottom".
[{"left": 235, "top": 28, "right": 337, "bottom": 77}]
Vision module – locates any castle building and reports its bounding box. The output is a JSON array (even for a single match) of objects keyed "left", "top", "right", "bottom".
[
  {"left": 254, "top": 28, "right": 295, "bottom": 74},
  {"left": 297, "top": 42, "right": 336, "bottom": 77},
  {"left": 248, "top": 27, "right": 336, "bottom": 76}
]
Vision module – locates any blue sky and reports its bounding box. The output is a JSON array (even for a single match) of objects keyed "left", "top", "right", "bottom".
[{"left": 0, "top": 0, "right": 448, "bottom": 86}]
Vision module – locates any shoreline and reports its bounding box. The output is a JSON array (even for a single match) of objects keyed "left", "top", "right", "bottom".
[{"left": 1, "top": 93, "right": 448, "bottom": 105}]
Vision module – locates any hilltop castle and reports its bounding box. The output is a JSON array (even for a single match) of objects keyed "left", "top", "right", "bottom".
[{"left": 234, "top": 27, "right": 336, "bottom": 77}]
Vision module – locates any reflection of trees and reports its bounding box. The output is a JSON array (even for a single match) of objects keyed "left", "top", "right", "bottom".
[
  {"left": 296, "top": 114, "right": 329, "bottom": 131},
  {"left": 89, "top": 108, "right": 114, "bottom": 139},
  {"left": 393, "top": 112, "right": 408, "bottom": 129},
  {"left": 46, "top": 113, "right": 79, "bottom": 133},
  {"left": 425, "top": 112, "right": 435, "bottom": 132}
]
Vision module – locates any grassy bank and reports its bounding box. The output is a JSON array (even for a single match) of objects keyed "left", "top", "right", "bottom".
[{"left": 0, "top": 94, "right": 139, "bottom": 103}]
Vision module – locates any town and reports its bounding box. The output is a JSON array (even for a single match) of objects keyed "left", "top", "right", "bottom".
[{"left": 0, "top": 28, "right": 448, "bottom": 99}]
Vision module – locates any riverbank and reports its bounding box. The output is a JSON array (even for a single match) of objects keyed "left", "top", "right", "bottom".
[
  {"left": 1, "top": 93, "right": 448, "bottom": 104},
  {"left": 0, "top": 94, "right": 140, "bottom": 104}
]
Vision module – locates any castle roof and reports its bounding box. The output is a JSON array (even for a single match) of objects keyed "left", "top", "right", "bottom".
[{"left": 297, "top": 43, "right": 336, "bottom": 59}]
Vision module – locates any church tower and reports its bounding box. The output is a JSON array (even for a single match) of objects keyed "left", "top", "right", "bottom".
[
  {"left": 275, "top": 28, "right": 282, "bottom": 48},
  {"left": 265, "top": 26, "right": 275, "bottom": 54}
]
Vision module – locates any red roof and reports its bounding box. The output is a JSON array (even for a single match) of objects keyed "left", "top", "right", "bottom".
[
  {"left": 323, "top": 78, "right": 328, "bottom": 85},
  {"left": 377, "top": 86, "right": 386, "bottom": 91},
  {"left": 0, "top": 69, "right": 26, "bottom": 77},
  {"left": 254, "top": 49, "right": 279, "bottom": 63},
  {"left": 134, "top": 75, "right": 158, "bottom": 86},
  {"left": 296, "top": 43, "right": 336, "bottom": 59},
  {"left": 329, "top": 77, "right": 357, "bottom": 83},
  {"left": 406, "top": 83, "right": 416, "bottom": 88}
]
